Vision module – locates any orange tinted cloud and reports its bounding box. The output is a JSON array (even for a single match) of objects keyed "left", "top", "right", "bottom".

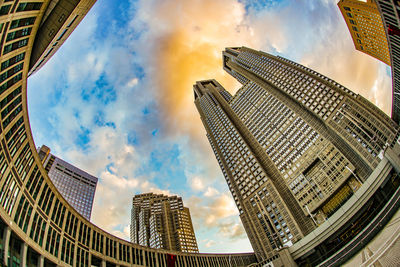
[
  {"left": 134, "top": 0, "right": 392, "bottom": 144},
  {"left": 134, "top": 0, "right": 259, "bottom": 141}
]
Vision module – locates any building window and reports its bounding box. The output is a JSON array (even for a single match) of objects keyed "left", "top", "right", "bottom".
[
  {"left": 16, "top": 2, "right": 43, "bottom": 12},
  {"left": 0, "top": 5, "right": 11, "bottom": 16}
]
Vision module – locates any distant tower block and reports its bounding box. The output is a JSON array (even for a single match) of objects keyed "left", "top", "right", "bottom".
[
  {"left": 38, "top": 145, "right": 98, "bottom": 220},
  {"left": 130, "top": 193, "right": 199, "bottom": 253}
]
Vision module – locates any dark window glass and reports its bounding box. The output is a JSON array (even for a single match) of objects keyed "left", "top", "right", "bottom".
[
  {"left": 16, "top": 2, "right": 42, "bottom": 12},
  {"left": 1, "top": 52, "right": 25, "bottom": 71},
  {"left": 6, "top": 27, "right": 32, "bottom": 42},
  {"left": 10, "top": 17, "right": 36, "bottom": 30},
  {"left": 0, "top": 63, "right": 23, "bottom": 83},
  {"left": 3, "top": 38, "right": 29, "bottom": 54},
  {"left": 0, "top": 5, "right": 11, "bottom": 16},
  {"left": 0, "top": 73, "right": 22, "bottom": 95}
]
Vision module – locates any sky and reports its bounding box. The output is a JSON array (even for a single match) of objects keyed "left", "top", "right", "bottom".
[{"left": 27, "top": 0, "right": 392, "bottom": 253}]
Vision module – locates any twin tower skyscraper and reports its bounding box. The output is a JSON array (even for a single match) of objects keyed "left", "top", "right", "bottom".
[{"left": 194, "top": 47, "right": 400, "bottom": 265}]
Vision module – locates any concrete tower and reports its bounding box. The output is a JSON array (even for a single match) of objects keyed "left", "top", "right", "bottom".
[{"left": 130, "top": 193, "right": 199, "bottom": 253}]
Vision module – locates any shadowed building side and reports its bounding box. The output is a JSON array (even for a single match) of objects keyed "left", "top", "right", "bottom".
[
  {"left": 28, "top": 0, "right": 96, "bottom": 76},
  {"left": 375, "top": 1, "right": 400, "bottom": 125}
]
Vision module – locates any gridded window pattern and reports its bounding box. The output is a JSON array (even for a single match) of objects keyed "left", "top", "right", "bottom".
[
  {"left": 207, "top": 133, "right": 243, "bottom": 212},
  {"left": 149, "top": 213, "right": 163, "bottom": 249},
  {"left": 227, "top": 46, "right": 398, "bottom": 172},
  {"left": 233, "top": 50, "right": 346, "bottom": 121},
  {"left": 229, "top": 81, "right": 355, "bottom": 215},
  {"left": 249, "top": 187, "right": 295, "bottom": 250},
  {"left": 230, "top": 82, "right": 320, "bottom": 174},
  {"left": 332, "top": 99, "right": 399, "bottom": 167},
  {"left": 195, "top": 81, "right": 304, "bottom": 259},
  {"left": 131, "top": 193, "right": 199, "bottom": 253},
  {"left": 338, "top": 0, "right": 391, "bottom": 65},
  {"left": 199, "top": 92, "right": 268, "bottom": 200},
  {"left": 174, "top": 208, "right": 199, "bottom": 253},
  {"left": 231, "top": 70, "right": 249, "bottom": 85}
]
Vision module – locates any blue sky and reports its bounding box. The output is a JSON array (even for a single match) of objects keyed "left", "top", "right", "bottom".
[{"left": 27, "top": 0, "right": 391, "bottom": 253}]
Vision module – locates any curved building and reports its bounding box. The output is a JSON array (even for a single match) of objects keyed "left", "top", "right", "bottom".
[{"left": 0, "top": 1, "right": 257, "bottom": 266}]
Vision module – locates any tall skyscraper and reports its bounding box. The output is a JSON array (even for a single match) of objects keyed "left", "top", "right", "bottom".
[
  {"left": 194, "top": 46, "right": 400, "bottom": 264},
  {"left": 338, "top": 0, "right": 391, "bottom": 65},
  {"left": 130, "top": 193, "right": 199, "bottom": 253},
  {"left": 38, "top": 145, "right": 98, "bottom": 220}
]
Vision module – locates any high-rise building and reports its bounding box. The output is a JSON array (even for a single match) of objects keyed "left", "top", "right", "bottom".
[
  {"left": 194, "top": 46, "right": 400, "bottom": 265},
  {"left": 38, "top": 145, "right": 98, "bottom": 220},
  {"left": 130, "top": 193, "right": 199, "bottom": 253},
  {"left": 338, "top": 0, "right": 391, "bottom": 65}
]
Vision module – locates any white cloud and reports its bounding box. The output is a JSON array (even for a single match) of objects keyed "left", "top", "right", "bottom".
[
  {"left": 205, "top": 240, "right": 216, "bottom": 248},
  {"left": 127, "top": 78, "right": 139, "bottom": 88},
  {"left": 204, "top": 187, "right": 219, "bottom": 197},
  {"left": 189, "top": 176, "right": 206, "bottom": 191}
]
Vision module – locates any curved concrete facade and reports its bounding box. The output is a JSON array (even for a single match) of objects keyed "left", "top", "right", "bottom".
[{"left": 0, "top": 1, "right": 257, "bottom": 266}]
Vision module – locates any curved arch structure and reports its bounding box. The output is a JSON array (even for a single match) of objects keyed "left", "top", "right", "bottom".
[{"left": 0, "top": 1, "right": 258, "bottom": 266}]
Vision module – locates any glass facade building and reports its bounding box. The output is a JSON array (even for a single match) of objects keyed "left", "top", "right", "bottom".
[{"left": 38, "top": 145, "right": 97, "bottom": 220}]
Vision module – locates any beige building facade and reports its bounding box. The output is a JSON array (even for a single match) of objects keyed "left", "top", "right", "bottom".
[
  {"left": 130, "top": 193, "right": 199, "bottom": 253},
  {"left": 338, "top": 0, "right": 391, "bottom": 65}
]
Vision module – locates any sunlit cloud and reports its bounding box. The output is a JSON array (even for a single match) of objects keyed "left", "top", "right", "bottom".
[{"left": 204, "top": 240, "right": 217, "bottom": 248}]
